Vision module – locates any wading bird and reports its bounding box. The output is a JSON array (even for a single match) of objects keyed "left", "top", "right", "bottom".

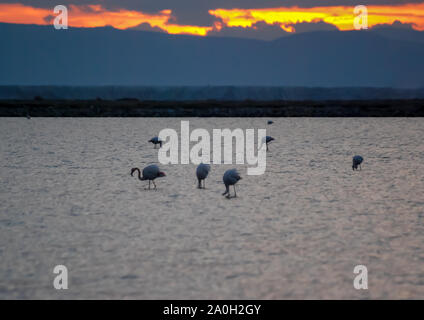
[
  {"left": 148, "top": 137, "right": 163, "bottom": 149},
  {"left": 264, "top": 136, "right": 274, "bottom": 151},
  {"left": 352, "top": 155, "right": 364, "bottom": 170},
  {"left": 131, "top": 165, "right": 166, "bottom": 189},
  {"left": 196, "top": 163, "right": 211, "bottom": 189},
  {"left": 222, "top": 169, "right": 242, "bottom": 198}
]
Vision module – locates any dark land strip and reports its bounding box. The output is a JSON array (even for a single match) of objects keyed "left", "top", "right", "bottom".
[{"left": 1, "top": 99, "right": 424, "bottom": 117}]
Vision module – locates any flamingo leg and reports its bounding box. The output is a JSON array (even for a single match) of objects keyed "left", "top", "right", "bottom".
[
  {"left": 234, "top": 185, "right": 237, "bottom": 197},
  {"left": 223, "top": 185, "right": 229, "bottom": 197}
]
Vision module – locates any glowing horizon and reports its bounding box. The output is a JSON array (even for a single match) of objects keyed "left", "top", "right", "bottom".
[
  {"left": 209, "top": 3, "right": 424, "bottom": 32},
  {"left": 0, "top": 2, "right": 424, "bottom": 36},
  {"left": 0, "top": 3, "right": 214, "bottom": 35}
]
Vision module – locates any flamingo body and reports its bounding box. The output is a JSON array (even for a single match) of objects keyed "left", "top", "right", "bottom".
[
  {"left": 263, "top": 136, "right": 275, "bottom": 151},
  {"left": 222, "top": 169, "right": 242, "bottom": 198},
  {"left": 131, "top": 165, "right": 165, "bottom": 189},
  {"left": 148, "top": 137, "right": 163, "bottom": 148},
  {"left": 352, "top": 155, "right": 364, "bottom": 170},
  {"left": 196, "top": 163, "right": 211, "bottom": 189}
]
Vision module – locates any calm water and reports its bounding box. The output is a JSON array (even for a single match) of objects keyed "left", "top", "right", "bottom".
[{"left": 1, "top": 118, "right": 424, "bottom": 299}]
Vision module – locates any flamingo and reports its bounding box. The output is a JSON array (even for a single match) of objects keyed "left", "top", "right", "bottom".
[
  {"left": 148, "top": 137, "right": 163, "bottom": 149},
  {"left": 263, "top": 136, "right": 274, "bottom": 151},
  {"left": 131, "top": 165, "right": 165, "bottom": 189},
  {"left": 196, "top": 163, "right": 211, "bottom": 189},
  {"left": 352, "top": 155, "right": 364, "bottom": 171},
  {"left": 222, "top": 169, "right": 242, "bottom": 198}
]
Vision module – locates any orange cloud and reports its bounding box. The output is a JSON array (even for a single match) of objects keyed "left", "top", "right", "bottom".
[
  {"left": 0, "top": 3, "right": 213, "bottom": 36},
  {"left": 0, "top": 3, "right": 51, "bottom": 25},
  {"left": 1, "top": 3, "right": 424, "bottom": 36},
  {"left": 209, "top": 3, "right": 424, "bottom": 32}
]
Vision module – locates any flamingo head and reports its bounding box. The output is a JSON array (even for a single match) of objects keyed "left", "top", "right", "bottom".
[
  {"left": 158, "top": 171, "right": 166, "bottom": 178},
  {"left": 130, "top": 168, "right": 138, "bottom": 176}
]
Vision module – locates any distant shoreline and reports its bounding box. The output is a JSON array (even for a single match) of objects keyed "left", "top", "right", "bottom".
[
  {"left": 1, "top": 99, "right": 424, "bottom": 117},
  {"left": 1, "top": 86, "right": 424, "bottom": 101}
]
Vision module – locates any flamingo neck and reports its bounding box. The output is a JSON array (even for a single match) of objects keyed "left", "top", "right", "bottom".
[{"left": 135, "top": 168, "right": 143, "bottom": 180}]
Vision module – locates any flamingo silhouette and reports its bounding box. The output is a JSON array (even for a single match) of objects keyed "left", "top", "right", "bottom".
[
  {"left": 131, "top": 165, "right": 166, "bottom": 189},
  {"left": 196, "top": 163, "right": 211, "bottom": 189},
  {"left": 148, "top": 137, "right": 163, "bottom": 149},
  {"left": 222, "top": 169, "right": 242, "bottom": 198},
  {"left": 352, "top": 155, "right": 364, "bottom": 171}
]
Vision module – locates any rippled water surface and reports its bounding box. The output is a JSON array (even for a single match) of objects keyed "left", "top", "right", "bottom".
[{"left": 1, "top": 118, "right": 424, "bottom": 299}]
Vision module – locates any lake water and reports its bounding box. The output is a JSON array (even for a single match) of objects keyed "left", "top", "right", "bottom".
[{"left": 1, "top": 117, "right": 424, "bottom": 299}]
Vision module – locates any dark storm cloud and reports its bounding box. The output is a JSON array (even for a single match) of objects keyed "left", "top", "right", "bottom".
[
  {"left": 208, "top": 21, "right": 291, "bottom": 40},
  {"left": 294, "top": 21, "right": 338, "bottom": 33},
  {"left": 129, "top": 22, "right": 166, "bottom": 33},
  {"left": 43, "top": 14, "right": 54, "bottom": 24},
  {"left": 373, "top": 20, "right": 415, "bottom": 28},
  {"left": 207, "top": 21, "right": 338, "bottom": 40}
]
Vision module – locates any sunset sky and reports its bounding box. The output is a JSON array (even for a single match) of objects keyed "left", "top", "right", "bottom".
[{"left": 0, "top": 1, "right": 424, "bottom": 38}]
